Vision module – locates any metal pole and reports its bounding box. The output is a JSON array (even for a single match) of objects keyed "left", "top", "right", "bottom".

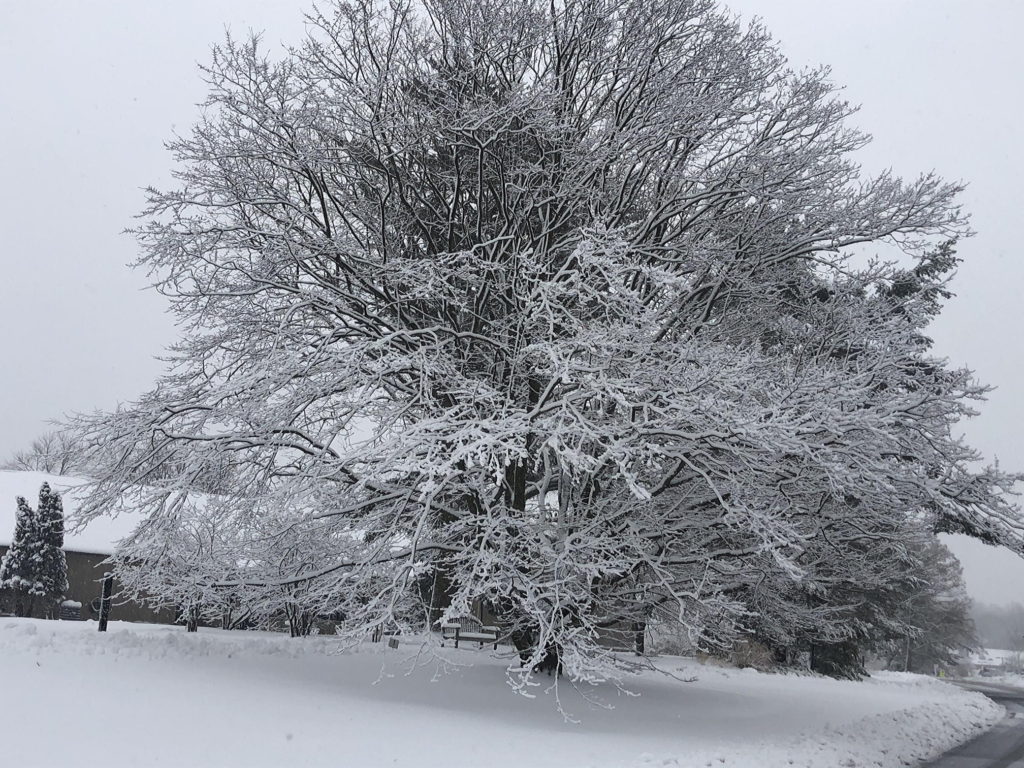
[{"left": 97, "top": 573, "right": 113, "bottom": 632}]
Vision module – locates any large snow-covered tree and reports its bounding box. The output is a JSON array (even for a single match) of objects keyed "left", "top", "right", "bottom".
[
  {"left": 73, "top": 0, "right": 1021, "bottom": 684},
  {"left": 0, "top": 484, "right": 69, "bottom": 618}
]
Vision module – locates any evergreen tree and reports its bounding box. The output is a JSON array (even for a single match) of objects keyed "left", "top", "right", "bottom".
[
  {"left": 36, "top": 484, "right": 69, "bottom": 613},
  {"left": 1, "top": 496, "right": 42, "bottom": 617},
  {"left": 0, "top": 484, "right": 68, "bottom": 618},
  {"left": 886, "top": 538, "right": 976, "bottom": 674}
]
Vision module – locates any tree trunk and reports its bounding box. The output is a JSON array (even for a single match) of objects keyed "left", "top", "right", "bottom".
[{"left": 426, "top": 563, "right": 453, "bottom": 629}]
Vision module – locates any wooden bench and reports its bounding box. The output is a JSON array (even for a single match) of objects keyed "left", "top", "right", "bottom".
[
  {"left": 441, "top": 617, "right": 499, "bottom": 650},
  {"left": 370, "top": 626, "right": 401, "bottom": 644}
]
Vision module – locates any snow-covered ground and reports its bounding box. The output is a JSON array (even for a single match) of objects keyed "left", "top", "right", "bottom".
[{"left": 0, "top": 618, "right": 1002, "bottom": 768}]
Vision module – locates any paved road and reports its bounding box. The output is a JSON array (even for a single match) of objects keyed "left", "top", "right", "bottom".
[{"left": 927, "top": 680, "right": 1024, "bottom": 767}]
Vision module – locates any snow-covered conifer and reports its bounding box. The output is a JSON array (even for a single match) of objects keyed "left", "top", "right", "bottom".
[
  {"left": 36, "top": 483, "right": 69, "bottom": 611},
  {"left": 0, "top": 496, "right": 41, "bottom": 616},
  {"left": 0, "top": 485, "right": 67, "bottom": 617}
]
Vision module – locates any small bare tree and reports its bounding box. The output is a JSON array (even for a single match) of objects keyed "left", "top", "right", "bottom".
[{"left": 3, "top": 430, "right": 85, "bottom": 476}]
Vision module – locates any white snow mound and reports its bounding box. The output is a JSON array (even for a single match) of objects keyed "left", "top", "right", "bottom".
[{"left": 0, "top": 618, "right": 1003, "bottom": 768}]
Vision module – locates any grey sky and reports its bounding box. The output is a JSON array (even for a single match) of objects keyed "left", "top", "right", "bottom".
[{"left": 1, "top": 1, "right": 1022, "bottom": 604}]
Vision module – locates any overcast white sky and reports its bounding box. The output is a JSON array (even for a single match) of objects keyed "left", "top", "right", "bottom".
[{"left": 1, "top": 1, "right": 1022, "bottom": 604}]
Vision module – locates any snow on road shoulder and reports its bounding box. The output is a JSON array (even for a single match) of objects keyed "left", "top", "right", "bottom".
[
  {"left": 0, "top": 618, "right": 1004, "bottom": 768},
  {"left": 629, "top": 665, "right": 1003, "bottom": 768},
  {"left": 790, "top": 673, "right": 1002, "bottom": 768},
  {"left": 633, "top": 671, "right": 1002, "bottom": 768}
]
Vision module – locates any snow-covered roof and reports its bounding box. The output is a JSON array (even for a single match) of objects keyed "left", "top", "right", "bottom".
[{"left": 0, "top": 470, "right": 142, "bottom": 556}]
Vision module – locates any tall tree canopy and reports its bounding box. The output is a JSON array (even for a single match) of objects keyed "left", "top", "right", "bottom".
[{"left": 74, "top": 0, "right": 1020, "bottom": 683}]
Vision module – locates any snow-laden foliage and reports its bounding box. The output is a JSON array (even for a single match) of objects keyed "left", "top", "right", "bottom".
[
  {"left": 0, "top": 483, "right": 69, "bottom": 617},
  {"left": 71, "top": 0, "right": 1020, "bottom": 684},
  {"left": 882, "top": 536, "right": 976, "bottom": 675}
]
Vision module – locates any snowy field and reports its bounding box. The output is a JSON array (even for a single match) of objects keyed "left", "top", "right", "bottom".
[{"left": 0, "top": 618, "right": 1002, "bottom": 768}]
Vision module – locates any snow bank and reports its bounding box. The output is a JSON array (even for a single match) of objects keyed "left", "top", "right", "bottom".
[
  {"left": 632, "top": 671, "right": 1001, "bottom": 768},
  {"left": 0, "top": 619, "right": 1002, "bottom": 768}
]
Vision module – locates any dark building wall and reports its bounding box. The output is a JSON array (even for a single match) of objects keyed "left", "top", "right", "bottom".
[{"left": 0, "top": 545, "right": 176, "bottom": 625}]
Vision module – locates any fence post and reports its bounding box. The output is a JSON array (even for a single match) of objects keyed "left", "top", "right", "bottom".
[{"left": 97, "top": 573, "right": 113, "bottom": 632}]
